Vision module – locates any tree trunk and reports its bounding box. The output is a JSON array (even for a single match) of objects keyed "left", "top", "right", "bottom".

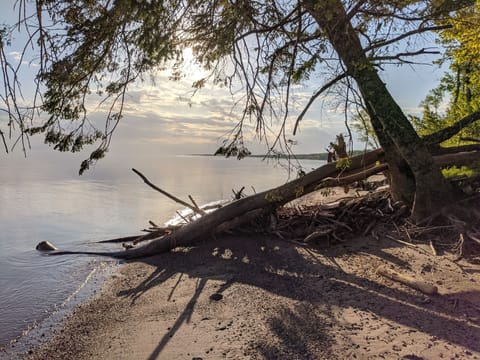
[
  {"left": 303, "top": 0, "right": 455, "bottom": 221},
  {"left": 364, "top": 102, "right": 416, "bottom": 206}
]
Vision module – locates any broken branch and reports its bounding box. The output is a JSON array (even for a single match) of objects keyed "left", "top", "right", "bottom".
[
  {"left": 132, "top": 168, "right": 207, "bottom": 216},
  {"left": 376, "top": 265, "right": 438, "bottom": 295}
]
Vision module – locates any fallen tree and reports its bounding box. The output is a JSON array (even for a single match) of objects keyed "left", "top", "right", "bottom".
[{"left": 39, "top": 147, "right": 480, "bottom": 259}]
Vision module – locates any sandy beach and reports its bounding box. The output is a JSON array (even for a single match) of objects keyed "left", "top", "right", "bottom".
[{"left": 4, "top": 189, "right": 480, "bottom": 359}]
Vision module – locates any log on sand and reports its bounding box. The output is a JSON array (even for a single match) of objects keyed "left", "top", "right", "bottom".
[
  {"left": 41, "top": 148, "right": 480, "bottom": 259},
  {"left": 45, "top": 149, "right": 384, "bottom": 259}
]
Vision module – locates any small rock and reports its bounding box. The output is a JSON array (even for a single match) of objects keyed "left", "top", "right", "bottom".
[
  {"left": 36, "top": 241, "right": 57, "bottom": 251},
  {"left": 209, "top": 293, "right": 223, "bottom": 301}
]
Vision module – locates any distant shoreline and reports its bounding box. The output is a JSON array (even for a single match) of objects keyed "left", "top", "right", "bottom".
[{"left": 189, "top": 150, "right": 367, "bottom": 161}]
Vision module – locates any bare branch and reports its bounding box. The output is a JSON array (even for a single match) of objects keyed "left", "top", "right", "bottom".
[
  {"left": 0, "top": 129, "right": 8, "bottom": 153},
  {"left": 293, "top": 72, "right": 347, "bottom": 135},
  {"left": 363, "top": 25, "right": 452, "bottom": 54},
  {"left": 371, "top": 48, "right": 441, "bottom": 63},
  {"left": 132, "top": 168, "right": 207, "bottom": 216}
]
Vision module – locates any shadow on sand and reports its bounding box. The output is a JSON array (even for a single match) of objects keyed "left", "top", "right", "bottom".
[{"left": 116, "top": 234, "right": 480, "bottom": 359}]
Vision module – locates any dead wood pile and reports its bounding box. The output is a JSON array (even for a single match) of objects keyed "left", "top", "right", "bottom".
[{"left": 229, "top": 188, "right": 480, "bottom": 261}]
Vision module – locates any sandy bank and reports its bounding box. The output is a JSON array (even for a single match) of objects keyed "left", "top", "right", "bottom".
[
  {"left": 5, "top": 188, "right": 480, "bottom": 359},
  {"left": 22, "top": 242, "right": 480, "bottom": 358}
]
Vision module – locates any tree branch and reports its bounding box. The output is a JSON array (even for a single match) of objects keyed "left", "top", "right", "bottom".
[
  {"left": 371, "top": 48, "right": 440, "bottom": 63},
  {"left": 430, "top": 143, "right": 480, "bottom": 155},
  {"left": 293, "top": 72, "right": 348, "bottom": 135},
  {"left": 363, "top": 25, "right": 451, "bottom": 53},
  {"left": 423, "top": 110, "right": 480, "bottom": 146},
  {"left": 132, "top": 168, "right": 207, "bottom": 216}
]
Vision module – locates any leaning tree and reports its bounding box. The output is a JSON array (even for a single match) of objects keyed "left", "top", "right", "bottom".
[{"left": 1, "top": 1, "right": 480, "bottom": 258}]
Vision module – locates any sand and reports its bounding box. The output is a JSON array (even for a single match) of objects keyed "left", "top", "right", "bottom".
[{"left": 4, "top": 189, "right": 480, "bottom": 359}]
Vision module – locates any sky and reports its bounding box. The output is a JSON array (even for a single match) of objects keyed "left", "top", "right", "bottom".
[{"left": 0, "top": 1, "right": 450, "bottom": 177}]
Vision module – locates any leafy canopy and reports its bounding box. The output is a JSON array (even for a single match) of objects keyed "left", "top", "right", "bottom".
[
  {"left": 0, "top": 0, "right": 476, "bottom": 173},
  {"left": 414, "top": 1, "right": 480, "bottom": 144}
]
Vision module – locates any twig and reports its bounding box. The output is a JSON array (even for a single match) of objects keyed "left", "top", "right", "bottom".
[
  {"left": 385, "top": 234, "right": 418, "bottom": 248},
  {"left": 176, "top": 210, "right": 191, "bottom": 224},
  {"left": 466, "top": 230, "right": 480, "bottom": 245},
  {"left": 429, "top": 240, "right": 437, "bottom": 256},
  {"left": 132, "top": 168, "right": 206, "bottom": 216},
  {"left": 97, "top": 235, "right": 142, "bottom": 243},
  {"left": 376, "top": 265, "right": 438, "bottom": 295},
  {"left": 454, "top": 233, "right": 465, "bottom": 261},
  {"left": 323, "top": 216, "right": 353, "bottom": 231},
  {"left": 232, "top": 186, "right": 246, "bottom": 200},
  {"left": 403, "top": 225, "right": 414, "bottom": 243},
  {"left": 304, "top": 228, "right": 332, "bottom": 243},
  {"left": 363, "top": 219, "right": 377, "bottom": 236},
  {"left": 188, "top": 195, "right": 202, "bottom": 212}
]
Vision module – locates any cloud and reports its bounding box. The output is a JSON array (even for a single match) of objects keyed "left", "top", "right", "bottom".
[
  {"left": 73, "top": 60, "right": 438, "bottom": 158},
  {"left": 7, "top": 51, "right": 39, "bottom": 67}
]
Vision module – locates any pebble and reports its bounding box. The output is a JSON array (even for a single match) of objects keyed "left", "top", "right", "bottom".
[{"left": 209, "top": 293, "right": 223, "bottom": 301}]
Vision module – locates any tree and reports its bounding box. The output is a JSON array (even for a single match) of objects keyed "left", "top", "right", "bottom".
[
  {"left": 1, "top": 0, "right": 479, "bottom": 222},
  {"left": 414, "top": 2, "right": 480, "bottom": 144}
]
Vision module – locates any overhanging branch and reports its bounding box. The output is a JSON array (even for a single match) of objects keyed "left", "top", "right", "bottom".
[
  {"left": 293, "top": 72, "right": 347, "bottom": 135},
  {"left": 372, "top": 48, "right": 440, "bottom": 63},
  {"left": 423, "top": 110, "right": 480, "bottom": 146},
  {"left": 363, "top": 25, "right": 451, "bottom": 53}
]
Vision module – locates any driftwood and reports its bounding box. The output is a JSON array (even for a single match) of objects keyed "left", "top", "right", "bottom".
[
  {"left": 38, "top": 147, "right": 480, "bottom": 259},
  {"left": 376, "top": 265, "right": 438, "bottom": 295},
  {"left": 42, "top": 149, "right": 383, "bottom": 258},
  {"left": 132, "top": 168, "right": 207, "bottom": 216}
]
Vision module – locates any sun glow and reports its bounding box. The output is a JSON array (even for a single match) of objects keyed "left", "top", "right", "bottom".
[{"left": 181, "top": 47, "right": 208, "bottom": 80}]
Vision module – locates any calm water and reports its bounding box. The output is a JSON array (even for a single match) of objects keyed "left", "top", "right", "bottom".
[{"left": 0, "top": 154, "right": 323, "bottom": 348}]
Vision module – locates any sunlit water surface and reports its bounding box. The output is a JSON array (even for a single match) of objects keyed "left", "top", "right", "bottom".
[{"left": 0, "top": 155, "right": 323, "bottom": 348}]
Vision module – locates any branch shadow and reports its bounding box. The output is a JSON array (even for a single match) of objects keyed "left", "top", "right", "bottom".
[
  {"left": 255, "top": 302, "right": 336, "bottom": 360},
  {"left": 147, "top": 277, "right": 207, "bottom": 360},
  {"left": 116, "top": 234, "right": 480, "bottom": 358}
]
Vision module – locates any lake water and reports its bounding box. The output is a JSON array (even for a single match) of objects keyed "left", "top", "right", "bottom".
[{"left": 0, "top": 154, "right": 324, "bottom": 349}]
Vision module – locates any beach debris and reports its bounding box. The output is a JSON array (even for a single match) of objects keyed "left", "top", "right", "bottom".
[
  {"left": 35, "top": 150, "right": 480, "bottom": 260},
  {"left": 376, "top": 265, "right": 438, "bottom": 295}
]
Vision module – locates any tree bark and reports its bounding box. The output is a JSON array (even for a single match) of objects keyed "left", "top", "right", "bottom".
[
  {"left": 364, "top": 102, "right": 416, "bottom": 206},
  {"left": 302, "top": 0, "right": 455, "bottom": 221}
]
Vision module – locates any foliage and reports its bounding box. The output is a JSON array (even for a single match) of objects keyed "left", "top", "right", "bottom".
[
  {"left": 414, "top": 1, "right": 480, "bottom": 145},
  {"left": 351, "top": 111, "right": 379, "bottom": 149},
  {"left": 0, "top": 0, "right": 478, "bottom": 176},
  {"left": 336, "top": 158, "right": 352, "bottom": 171},
  {"left": 442, "top": 165, "right": 476, "bottom": 178},
  {"left": 214, "top": 140, "right": 251, "bottom": 160}
]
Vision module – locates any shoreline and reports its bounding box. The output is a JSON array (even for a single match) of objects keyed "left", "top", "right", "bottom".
[
  {"left": 1, "top": 259, "right": 119, "bottom": 358},
  {"left": 5, "top": 188, "right": 480, "bottom": 359},
  {"left": 21, "top": 236, "right": 480, "bottom": 359}
]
